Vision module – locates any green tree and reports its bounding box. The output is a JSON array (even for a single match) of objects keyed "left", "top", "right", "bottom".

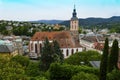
[
  {"left": 40, "top": 38, "right": 64, "bottom": 71},
  {"left": 71, "top": 72, "right": 98, "bottom": 80},
  {"left": 53, "top": 40, "right": 64, "bottom": 63},
  {"left": 11, "top": 55, "right": 30, "bottom": 67},
  {"left": 65, "top": 50, "right": 101, "bottom": 66},
  {"left": 0, "top": 55, "right": 29, "bottom": 80},
  {"left": 107, "top": 69, "right": 120, "bottom": 80},
  {"left": 78, "top": 27, "right": 82, "bottom": 33},
  {"left": 49, "top": 63, "right": 99, "bottom": 80},
  {"left": 40, "top": 38, "right": 54, "bottom": 71},
  {"left": 108, "top": 39, "right": 119, "bottom": 72},
  {"left": 26, "top": 62, "right": 41, "bottom": 77},
  {"left": 100, "top": 38, "right": 109, "bottom": 80}
]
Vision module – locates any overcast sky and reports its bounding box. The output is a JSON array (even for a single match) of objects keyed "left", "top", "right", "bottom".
[{"left": 0, "top": 0, "right": 120, "bottom": 21}]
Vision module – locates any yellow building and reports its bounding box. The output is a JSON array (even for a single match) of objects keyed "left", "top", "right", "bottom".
[{"left": 0, "top": 45, "right": 18, "bottom": 57}]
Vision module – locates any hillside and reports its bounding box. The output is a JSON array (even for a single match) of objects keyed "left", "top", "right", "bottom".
[
  {"left": 60, "top": 16, "right": 120, "bottom": 28},
  {"left": 31, "top": 20, "right": 63, "bottom": 24}
]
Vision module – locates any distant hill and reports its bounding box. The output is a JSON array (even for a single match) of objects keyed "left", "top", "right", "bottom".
[
  {"left": 60, "top": 16, "right": 120, "bottom": 27},
  {"left": 31, "top": 20, "right": 63, "bottom": 24},
  {"left": 31, "top": 16, "right": 120, "bottom": 28}
]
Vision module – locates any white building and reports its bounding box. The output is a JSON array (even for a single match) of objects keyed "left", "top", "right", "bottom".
[{"left": 29, "top": 31, "right": 83, "bottom": 58}]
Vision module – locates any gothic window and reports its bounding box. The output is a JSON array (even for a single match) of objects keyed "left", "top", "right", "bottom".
[
  {"left": 66, "top": 49, "right": 69, "bottom": 56},
  {"left": 31, "top": 43, "right": 33, "bottom": 50},
  {"left": 35, "top": 44, "right": 37, "bottom": 53},
  {"left": 40, "top": 43, "right": 42, "bottom": 53},
  {"left": 76, "top": 49, "right": 78, "bottom": 52},
  {"left": 71, "top": 49, "right": 74, "bottom": 55}
]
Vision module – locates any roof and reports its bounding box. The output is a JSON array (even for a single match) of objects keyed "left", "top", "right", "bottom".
[
  {"left": 94, "top": 42, "right": 104, "bottom": 51},
  {"left": 0, "top": 45, "right": 15, "bottom": 53},
  {"left": 31, "top": 31, "right": 82, "bottom": 48},
  {"left": 71, "top": 17, "right": 78, "bottom": 20},
  {"left": 81, "top": 35, "right": 105, "bottom": 43},
  {"left": 82, "top": 36, "right": 97, "bottom": 43},
  {"left": 89, "top": 61, "right": 100, "bottom": 68}
]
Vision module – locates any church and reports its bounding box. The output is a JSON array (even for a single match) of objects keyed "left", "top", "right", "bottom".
[{"left": 29, "top": 6, "right": 83, "bottom": 58}]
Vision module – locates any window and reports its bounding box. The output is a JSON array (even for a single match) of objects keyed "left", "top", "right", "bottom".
[
  {"left": 66, "top": 49, "right": 69, "bottom": 56},
  {"left": 35, "top": 44, "right": 37, "bottom": 53},
  {"left": 31, "top": 43, "right": 33, "bottom": 50},
  {"left": 71, "top": 49, "right": 74, "bottom": 55},
  {"left": 40, "top": 43, "right": 42, "bottom": 53},
  {"left": 76, "top": 49, "right": 78, "bottom": 52}
]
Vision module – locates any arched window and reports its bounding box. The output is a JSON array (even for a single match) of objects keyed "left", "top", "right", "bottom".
[
  {"left": 35, "top": 44, "right": 37, "bottom": 53},
  {"left": 76, "top": 49, "right": 78, "bottom": 52},
  {"left": 71, "top": 49, "right": 74, "bottom": 55},
  {"left": 31, "top": 43, "right": 33, "bottom": 50},
  {"left": 66, "top": 49, "right": 69, "bottom": 56},
  {"left": 40, "top": 43, "right": 42, "bottom": 53}
]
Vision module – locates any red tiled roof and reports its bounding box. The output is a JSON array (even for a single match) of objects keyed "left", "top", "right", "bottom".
[
  {"left": 94, "top": 42, "right": 104, "bottom": 51},
  {"left": 31, "top": 31, "right": 82, "bottom": 48}
]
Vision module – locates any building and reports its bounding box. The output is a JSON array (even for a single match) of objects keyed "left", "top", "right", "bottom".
[
  {"left": 0, "top": 45, "right": 18, "bottom": 57},
  {"left": 29, "top": 6, "right": 83, "bottom": 58},
  {"left": 29, "top": 31, "right": 83, "bottom": 58},
  {"left": 70, "top": 5, "right": 79, "bottom": 31}
]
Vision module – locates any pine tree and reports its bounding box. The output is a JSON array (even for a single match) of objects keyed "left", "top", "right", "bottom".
[
  {"left": 53, "top": 40, "right": 64, "bottom": 63},
  {"left": 108, "top": 39, "right": 119, "bottom": 72},
  {"left": 100, "top": 38, "right": 109, "bottom": 80},
  {"left": 40, "top": 37, "right": 54, "bottom": 71},
  {"left": 40, "top": 38, "right": 64, "bottom": 71}
]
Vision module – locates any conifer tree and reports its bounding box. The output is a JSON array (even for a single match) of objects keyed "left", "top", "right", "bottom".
[
  {"left": 108, "top": 39, "right": 119, "bottom": 72},
  {"left": 53, "top": 40, "right": 64, "bottom": 63},
  {"left": 100, "top": 38, "right": 109, "bottom": 80},
  {"left": 40, "top": 38, "right": 64, "bottom": 71},
  {"left": 40, "top": 37, "right": 54, "bottom": 71}
]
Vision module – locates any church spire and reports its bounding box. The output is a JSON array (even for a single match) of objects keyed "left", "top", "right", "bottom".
[{"left": 72, "top": 4, "right": 77, "bottom": 17}]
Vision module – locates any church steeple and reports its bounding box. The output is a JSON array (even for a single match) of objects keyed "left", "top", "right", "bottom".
[
  {"left": 70, "top": 5, "right": 79, "bottom": 31},
  {"left": 72, "top": 5, "right": 77, "bottom": 18}
]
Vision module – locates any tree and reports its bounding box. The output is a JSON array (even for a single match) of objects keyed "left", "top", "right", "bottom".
[
  {"left": 65, "top": 50, "right": 101, "bottom": 66},
  {"left": 78, "top": 27, "right": 82, "bottom": 33},
  {"left": 40, "top": 38, "right": 64, "bottom": 71},
  {"left": 40, "top": 38, "right": 55, "bottom": 71},
  {"left": 26, "top": 62, "right": 41, "bottom": 77},
  {"left": 0, "top": 55, "right": 29, "bottom": 80},
  {"left": 100, "top": 38, "right": 109, "bottom": 80},
  {"left": 49, "top": 63, "right": 99, "bottom": 80},
  {"left": 107, "top": 69, "right": 120, "bottom": 80},
  {"left": 11, "top": 55, "right": 30, "bottom": 68},
  {"left": 53, "top": 40, "right": 64, "bottom": 63},
  {"left": 108, "top": 39, "right": 119, "bottom": 72},
  {"left": 71, "top": 72, "right": 98, "bottom": 80}
]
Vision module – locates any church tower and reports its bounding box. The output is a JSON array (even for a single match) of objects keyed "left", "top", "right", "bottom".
[{"left": 70, "top": 5, "right": 79, "bottom": 31}]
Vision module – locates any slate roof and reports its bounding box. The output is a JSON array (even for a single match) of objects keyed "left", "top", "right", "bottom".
[
  {"left": 89, "top": 61, "right": 100, "bottom": 68},
  {"left": 0, "top": 45, "right": 15, "bottom": 53}
]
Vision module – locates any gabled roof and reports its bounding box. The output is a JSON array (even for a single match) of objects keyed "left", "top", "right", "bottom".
[
  {"left": 31, "top": 31, "right": 82, "bottom": 48},
  {"left": 81, "top": 35, "right": 105, "bottom": 43},
  {"left": 0, "top": 45, "right": 15, "bottom": 53}
]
